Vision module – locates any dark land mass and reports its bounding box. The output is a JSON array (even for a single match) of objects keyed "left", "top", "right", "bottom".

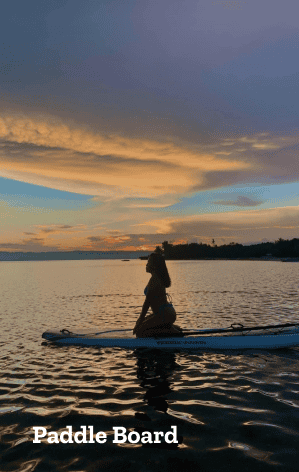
[
  {"left": 0, "top": 251, "right": 150, "bottom": 262},
  {"left": 1, "top": 238, "right": 299, "bottom": 262},
  {"left": 156, "top": 238, "right": 299, "bottom": 261}
]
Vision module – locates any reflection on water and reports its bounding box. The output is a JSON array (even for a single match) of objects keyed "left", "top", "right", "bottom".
[
  {"left": 1, "top": 260, "right": 299, "bottom": 470},
  {"left": 135, "top": 350, "right": 177, "bottom": 414},
  {"left": 133, "top": 350, "right": 183, "bottom": 449}
]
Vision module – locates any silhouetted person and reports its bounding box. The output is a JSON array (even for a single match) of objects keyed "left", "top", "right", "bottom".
[{"left": 133, "top": 253, "right": 181, "bottom": 337}]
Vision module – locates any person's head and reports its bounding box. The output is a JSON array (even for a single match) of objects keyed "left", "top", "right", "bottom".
[{"left": 146, "top": 253, "right": 171, "bottom": 288}]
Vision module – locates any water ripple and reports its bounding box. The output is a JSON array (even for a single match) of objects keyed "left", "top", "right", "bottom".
[{"left": 1, "top": 260, "right": 299, "bottom": 471}]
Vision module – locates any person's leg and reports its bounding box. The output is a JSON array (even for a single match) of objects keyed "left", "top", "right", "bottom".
[
  {"left": 137, "top": 326, "right": 170, "bottom": 337},
  {"left": 161, "top": 307, "right": 183, "bottom": 334},
  {"left": 137, "top": 324, "right": 183, "bottom": 337},
  {"left": 173, "top": 324, "right": 183, "bottom": 332},
  {"left": 135, "top": 307, "right": 182, "bottom": 337},
  {"left": 135, "top": 313, "right": 163, "bottom": 337}
]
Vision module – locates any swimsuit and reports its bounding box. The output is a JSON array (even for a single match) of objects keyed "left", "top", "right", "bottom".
[{"left": 144, "top": 286, "right": 173, "bottom": 322}]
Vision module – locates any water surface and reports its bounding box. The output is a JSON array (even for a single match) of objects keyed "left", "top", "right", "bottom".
[{"left": 1, "top": 260, "right": 299, "bottom": 471}]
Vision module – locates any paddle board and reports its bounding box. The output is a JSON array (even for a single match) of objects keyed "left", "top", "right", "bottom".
[{"left": 42, "top": 327, "right": 299, "bottom": 350}]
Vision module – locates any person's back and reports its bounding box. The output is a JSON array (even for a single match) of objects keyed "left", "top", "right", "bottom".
[{"left": 146, "top": 273, "right": 168, "bottom": 314}]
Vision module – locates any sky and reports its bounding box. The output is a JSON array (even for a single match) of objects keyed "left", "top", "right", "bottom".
[{"left": 1, "top": 0, "right": 299, "bottom": 252}]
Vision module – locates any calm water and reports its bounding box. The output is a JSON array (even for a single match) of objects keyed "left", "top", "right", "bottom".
[{"left": 1, "top": 259, "right": 299, "bottom": 471}]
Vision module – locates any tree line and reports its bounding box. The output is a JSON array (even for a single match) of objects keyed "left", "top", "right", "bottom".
[{"left": 154, "top": 238, "right": 299, "bottom": 260}]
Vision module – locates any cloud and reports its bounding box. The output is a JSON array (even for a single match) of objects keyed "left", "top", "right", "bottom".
[
  {"left": 37, "top": 224, "right": 75, "bottom": 234},
  {"left": 1, "top": 111, "right": 299, "bottom": 252},
  {"left": 135, "top": 205, "right": 299, "bottom": 244},
  {"left": 0, "top": 237, "right": 59, "bottom": 251},
  {"left": 211, "top": 1, "right": 246, "bottom": 10},
  {"left": 214, "top": 196, "right": 262, "bottom": 206},
  {"left": 190, "top": 134, "right": 299, "bottom": 192},
  {"left": 1, "top": 204, "right": 299, "bottom": 251},
  {"left": 0, "top": 223, "right": 92, "bottom": 252},
  {"left": 85, "top": 233, "right": 168, "bottom": 251},
  {"left": 1, "top": 113, "right": 298, "bottom": 202},
  {"left": 0, "top": 112, "right": 250, "bottom": 197}
]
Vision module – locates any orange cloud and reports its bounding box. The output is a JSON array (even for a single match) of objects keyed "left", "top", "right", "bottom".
[
  {"left": 2, "top": 203, "right": 299, "bottom": 251},
  {"left": 141, "top": 205, "right": 299, "bottom": 244},
  {"left": 0, "top": 112, "right": 250, "bottom": 197}
]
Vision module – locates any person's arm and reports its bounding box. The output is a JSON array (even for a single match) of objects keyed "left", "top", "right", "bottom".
[{"left": 133, "top": 297, "right": 150, "bottom": 334}]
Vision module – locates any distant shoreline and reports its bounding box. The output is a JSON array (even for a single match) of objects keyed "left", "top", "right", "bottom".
[
  {"left": 1, "top": 251, "right": 298, "bottom": 263},
  {"left": 0, "top": 251, "right": 151, "bottom": 262},
  {"left": 151, "top": 257, "right": 299, "bottom": 262},
  {"left": 156, "top": 239, "right": 299, "bottom": 262}
]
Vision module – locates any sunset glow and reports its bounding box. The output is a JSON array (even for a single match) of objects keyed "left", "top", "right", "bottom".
[{"left": 1, "top": 0, "right": 298, "bottom": 252}]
